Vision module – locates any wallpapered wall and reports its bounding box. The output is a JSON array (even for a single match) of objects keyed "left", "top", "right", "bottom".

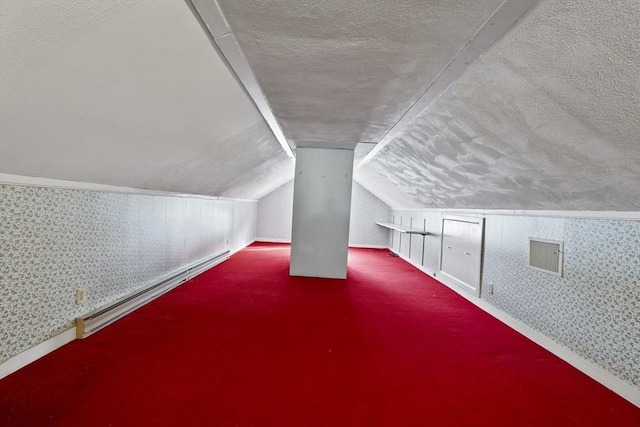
[
  {"left": 392, "top": 209, "right": 639, "bottom": 389},
  {"left": 0, "top": 184, "right": 257, "bottom": 363},
  {"left": 257, "top": 180, "right": 391, "bottom": 247}
]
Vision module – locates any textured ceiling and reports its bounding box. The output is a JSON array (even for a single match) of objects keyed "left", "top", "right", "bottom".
[
  {"left": 1, "top": 0, "right": 638, "bottom": 210},
  {"left": 356, "top": 0, "right": 640, "bottom": 210},
  {"left": 215, "top": 0, "right": 504, "bottom": 143},
  {"left": 0, "top": 0, "right": 292, "bottom": 199}
]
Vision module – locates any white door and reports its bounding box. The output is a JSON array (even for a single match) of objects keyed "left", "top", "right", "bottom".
[{"left": 440, "top": 216, "right": 484, "bottom": 296}]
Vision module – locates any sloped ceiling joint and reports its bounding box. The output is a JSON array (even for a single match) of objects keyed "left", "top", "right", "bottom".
[
  {"left": 293, "top": 140, "right": 359, "bottom": 150},
  {"left": 357, "top": 0, "right": 538, "bottom": 169},
  {"left": 186, "top": 0, "right": 295, "bottom": 158},
  {"left": 0, "top": 173, "right": 260, "bottom": 202}
]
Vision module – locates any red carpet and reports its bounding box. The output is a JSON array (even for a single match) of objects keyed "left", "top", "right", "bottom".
[{"left": 1, "top": 243, "right": 638, "bottom": 426}]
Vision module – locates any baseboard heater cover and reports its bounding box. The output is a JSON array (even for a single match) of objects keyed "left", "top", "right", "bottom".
[{"left": 76, "top": 250, "right": 230, "bottom": 339}]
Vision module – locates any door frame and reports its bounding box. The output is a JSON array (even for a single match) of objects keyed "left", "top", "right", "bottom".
[{"left": 438, "top": 215, "right": 485, "bottom": 297}]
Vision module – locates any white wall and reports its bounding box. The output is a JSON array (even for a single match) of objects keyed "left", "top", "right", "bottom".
[
  {"left": 389, "top": 208, "right": 640, "bottom": 398},
  {"left": 349, "top": 180, "right": 392, "bottom": 247},
  {"left": 257, "top": 180, "right": 390, "bottom": 247},
  {"left": 0, "top": 182, "right": 257, "bottom": 363},
  {"left": 256, "top": 180, "right": 295, "bottom": 242}
]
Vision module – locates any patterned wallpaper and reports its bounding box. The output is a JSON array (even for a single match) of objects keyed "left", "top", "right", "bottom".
[
  {"left": 256, "top": 180, "right": 391, "bottom": 247},
  {"left": 391, "top": 209, "right": 639, "bottom": 389},
  {"left": 483, "top": 216, "right": 639, "bottom": 388},
  {"left": 0, "top": 184, "right": 257, "bottom": 363}
]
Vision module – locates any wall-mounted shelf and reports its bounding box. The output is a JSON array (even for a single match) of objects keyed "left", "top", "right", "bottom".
[
  {"left": 378, "top": 220, "right": 431, "bottom": 266},
  {"left": 376, "top": 222, "right": 430, "bottom": 236}
]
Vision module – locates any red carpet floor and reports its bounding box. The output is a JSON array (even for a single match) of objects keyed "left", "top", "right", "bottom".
[{"left": 1, "top": 243, "right": 638, "bottom": 426}]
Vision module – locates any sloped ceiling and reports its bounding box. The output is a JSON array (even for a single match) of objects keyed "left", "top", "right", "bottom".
[
  {"left": 356, "top": 0, "right": 640, "bottom": 210},
  {"left": 214, "top": 0, "right": 504, "bottom": 144},
  {"left": 1, "top": 0, "right": 638, "bottom": 210},
  {"left": 0, "top": 0, "right": 293, "bottom": 199}
]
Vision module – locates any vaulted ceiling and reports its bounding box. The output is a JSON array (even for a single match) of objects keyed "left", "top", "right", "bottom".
[
  {"left": 0, "top": 0, "right": 292, "bottom": 199},
  {"left": 1, "top": 0, "right": 638, "bottom": 210}
]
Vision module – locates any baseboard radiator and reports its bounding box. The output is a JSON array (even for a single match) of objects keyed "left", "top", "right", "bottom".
[{"left": 76, "top": 249, "right": 230, "bottom": 339}]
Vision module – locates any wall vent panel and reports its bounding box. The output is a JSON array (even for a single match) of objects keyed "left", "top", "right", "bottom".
[{"left": 528, "top": 238, "right": 563, "bottom": 276}]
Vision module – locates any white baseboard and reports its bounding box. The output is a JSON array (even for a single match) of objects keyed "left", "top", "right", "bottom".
[
  {"left": 254, "top": 239, "right": 387, "bottom": 250},
  {"left": 230, "top": 239, "right": 256, "bottom": 255},
  {"left": 0, "top": 328, "right": 76, "bottom": 380},
  {"left": 396, "top": 251, "right": 640, "bottom": 408},
  {"left": 255, "top": 238, "right": 291, "bottom": 243}
]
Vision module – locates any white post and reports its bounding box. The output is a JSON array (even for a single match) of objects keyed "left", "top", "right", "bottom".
[{"left": 290, "top": 147, "right": 354, "bottom": 279}]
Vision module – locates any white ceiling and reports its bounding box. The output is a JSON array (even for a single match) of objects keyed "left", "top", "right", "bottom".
[
  {"left": 1, "top": 0, "right": 638, "bottom": 210},
  {"left": 356, "top": 0, "right": 640, "bottom": 210},
  {"left": 0, "top": 0, "right": 292, "bottom": 199},
  {"left": 215, "top": 0, "right": 504, "bottom": 144}
]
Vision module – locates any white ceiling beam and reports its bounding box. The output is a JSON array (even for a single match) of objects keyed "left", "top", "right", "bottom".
[
  {"left": 357, "top": 0, "right": 538, "bottom": 169},
  {"left": 186, "top": 0, "right": 295, "bottom": 158}
]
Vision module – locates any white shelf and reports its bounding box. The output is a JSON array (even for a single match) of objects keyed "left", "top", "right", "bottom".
[{"left": 376, "top": 222, "right": 430, "bottom": 236}]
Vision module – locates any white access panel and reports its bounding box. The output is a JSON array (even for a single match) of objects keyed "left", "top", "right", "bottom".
[
  {"left": 439, "top": 215, "right": 485, "bottom": 296},
  {"left": 290, "top": 147, "right": 354, "bottom": 279}
]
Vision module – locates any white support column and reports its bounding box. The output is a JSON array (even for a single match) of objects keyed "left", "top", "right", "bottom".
[{"left": 290, "top": 147, "right": 354, "bottom": 279}]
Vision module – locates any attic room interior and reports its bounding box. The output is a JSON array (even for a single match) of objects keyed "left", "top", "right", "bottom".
[{"left": 0, "top": 0, "right": 638, "bottom": 425}]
